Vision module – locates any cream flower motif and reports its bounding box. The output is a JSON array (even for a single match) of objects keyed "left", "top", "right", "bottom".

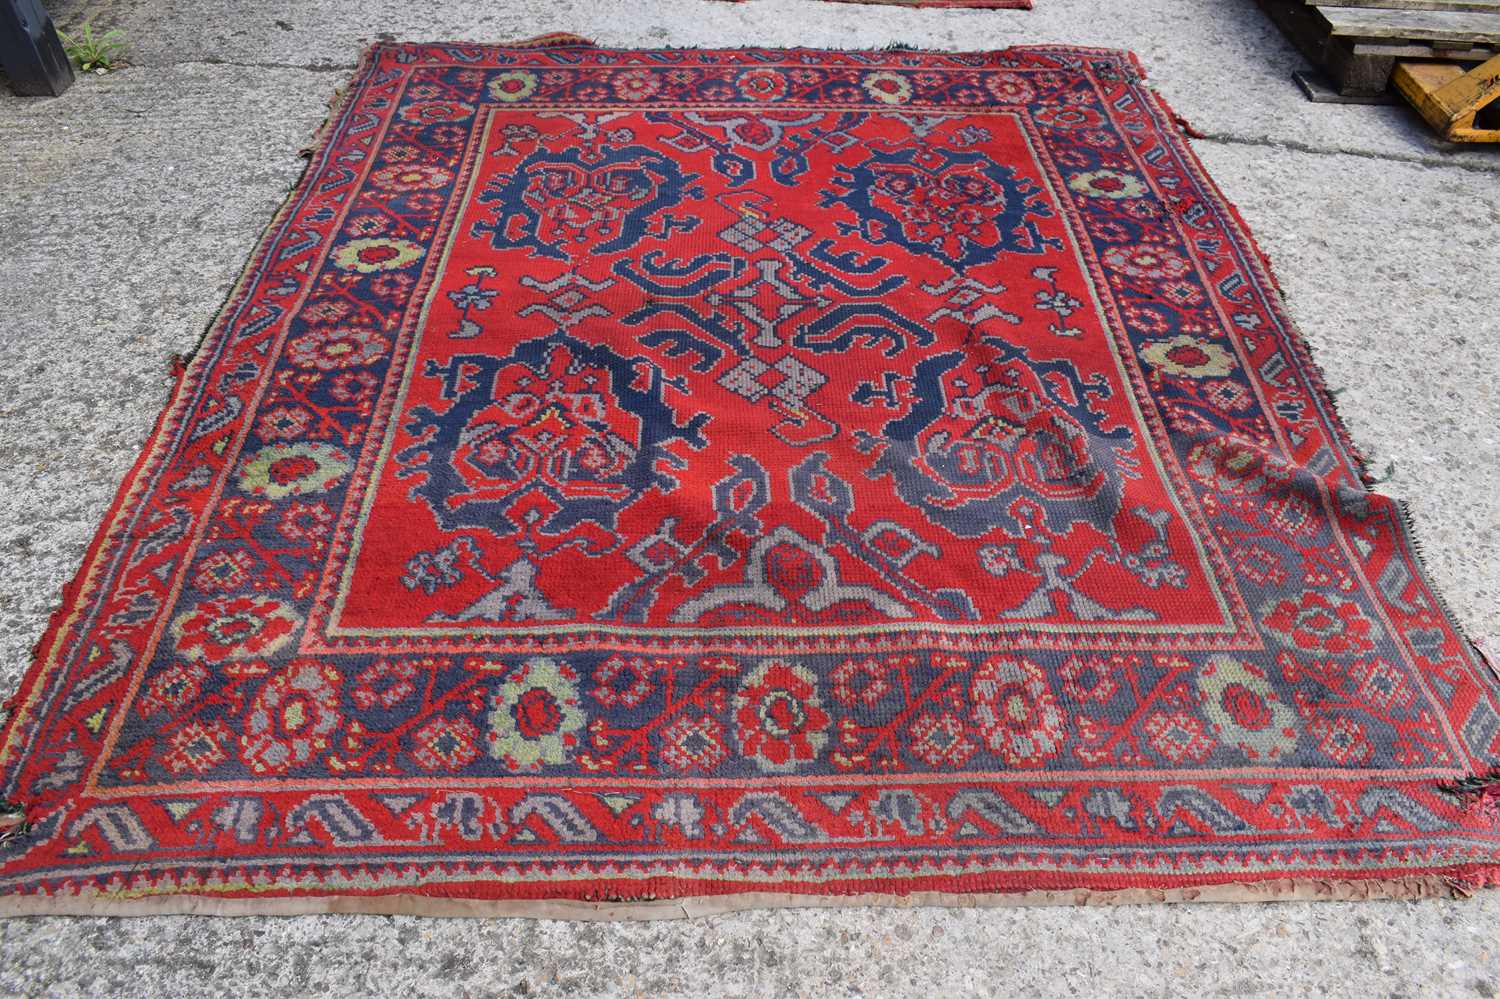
[
  {"left": 862, "top": 71, "right": 913, "bottom": 105},
  {"left": 1139, "top": 335, "right": 1236, "bottom": 378},
  {"left": 486, "top": 658, "right": 585, "bottom": 771},
  {"left": 488, "top": 70, "right": 538, "bottom": 102},
  {"left": 331, "top": 237, "right": 425, "bottom": 274},
  {"left": 1195, "top": 655, "right": 1298, "bottom": 761},
  {"left": 237, "top": 442, "right": 352, "bottom": 500},
  {"left": 1067, "top": 169, "right": 1147, "bottom": 200}
]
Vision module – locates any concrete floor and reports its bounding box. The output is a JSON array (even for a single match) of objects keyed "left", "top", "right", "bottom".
[{"left": 0, "top": 0, "right": 1498, "bottom": 994}]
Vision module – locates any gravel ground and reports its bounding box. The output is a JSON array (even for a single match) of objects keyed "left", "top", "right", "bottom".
[{"left": 0, "top": 0, "right": 1497, "bottom": 995}]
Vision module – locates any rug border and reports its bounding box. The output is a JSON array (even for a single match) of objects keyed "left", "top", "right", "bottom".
[
  {"left": 0, "top": 875, "right": 1467, "bottom": 920},
  {"left": 1, "top": 37, "right": 1493, "bottom": 919}
]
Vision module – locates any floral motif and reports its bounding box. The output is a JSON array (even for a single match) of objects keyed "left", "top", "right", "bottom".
[
  {"left": 1067, "top": 169, "right": 1146, "bottom": 200},
  {"left": 1139, "top": 335, "right": 1235, "bottom": 378},
  {"left": 1186, "top": 437, "right": 1290, "bottom": 496},
  {"left": 331, "top": 237, "right": 426, "bottom": 273},
  {"left": 1102, "top": 244, "right": 1191, "bottom": 281},
  {"left": 737, "top": 68, "right": 788, "bottom": 102},
  {"left": 970, "top": 657, "right": 1065, "bottom": 766},
  {"left": 862, "top": 71, "right": 913, "bottom": 105},
  {"left": 237, "top": 442, "right": 352, "bottom": 500},
  {"left": 369, "top": 164, "right": 453, "bottom": 191},
  {"left": 983, "top": 72, "right": 1034, "bottom": 104},
  {"left": 138, "top": 661, "right": 209, "bottom": 717},
  {"left": 398, "top": 100, "right": 474, "bottom": 124},
  {"left": 1059, "top": 655, "right": 1124, "bottom": 705},
  {"left": 351, "top": 659, "right": 420, "bottom": 711},
  {"left": 1263, "top": 592, "right": 1377, "bottom": 655},
  {"left": 161, "top": 720, "right": 232, "bottom": 776},
  {"left": 171, "top": 596, "right": 300, "bottom": 662},
  {"left": 1195, "top": 655, "right": 1298, "bottom": 761},
  {"left": 486, "top": 657, "right": 585, "bottom": 771},
  {"left": 193, "top": 549, "right": 257, "bottom": 592},
  {"left": 592, "top": 655, "right": 655, "bottom": 709},
  {"left": 1350, "top": 658, "right": 1411, "bottom": 712},
  {"left": 411, "top": 717, "right": 481, "bottom": 771},
  {"left": 734, "top": 660, "right": 830, "bottom": 772},
  {"left": 1312, "top": 715, "right": 1373, "bottom": 765},
  {"left": 240, "top": 660, "right": 343, "bottom": 774},
  {"left": 831, "top": 657, "right": 894, "bottom": 707},
  {"left": 1143, "top": 711, "right": 1215, "bottom": 764},
  {"left": 488, "top": 70, "right": 538, "bottom": 102},
  {"left": 612, "top": 69, "right": 661, "bottom": 101},
  {"left": 287, "top": 325, "right": 391, "bottom": 370},
  {"left": 658, "top": 714, "right": 729, "bottom": 772},
  {"left": 909, "top": 712, "right": 977, "bottom": 767}
]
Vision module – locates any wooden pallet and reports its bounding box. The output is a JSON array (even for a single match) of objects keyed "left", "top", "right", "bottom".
[
  {"left": 1259, "top": 0, "right": 1500, "bottom": 99},
  {"left": 1393, "top": 52, "right": 1500, "bottom": 139}
]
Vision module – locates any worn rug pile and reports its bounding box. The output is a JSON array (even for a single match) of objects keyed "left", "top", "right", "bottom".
[{"left": 2, "top": 39, "right": 1498, "bottom": 916}]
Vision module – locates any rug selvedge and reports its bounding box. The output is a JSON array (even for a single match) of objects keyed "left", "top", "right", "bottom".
[{"left": 2, "top": 40, "right": 1499, "bottom": 914}]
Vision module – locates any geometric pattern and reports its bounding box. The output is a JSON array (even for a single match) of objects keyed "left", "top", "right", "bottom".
[{"left": 1, "top": 38, "right": 1497, "bottom": 916}]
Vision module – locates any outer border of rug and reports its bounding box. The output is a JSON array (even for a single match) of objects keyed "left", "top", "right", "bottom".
[
  {"left": 1, "top": 36, "right": 1496, "bottom": 919},
  {"left": 0, "top": 875, "right": 1469, "bottom": 919}
]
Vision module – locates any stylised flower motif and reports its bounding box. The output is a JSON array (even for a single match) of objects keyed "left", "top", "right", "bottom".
[
  {"left": 398, "top": 100, "right": 475, "bottom": 124},
  {"left": 488, "top": 69, "right": 539, "bottom": 102},
  {"left": 1102, "top": 244, "right": 1191, "bottom": 281},
  {"left": 351, "top": 659, "right": 420, "bottom": 711},
  {"left": 240, "top": 660, "right": 343, "bottom": 774},
  {"left": 1034, "top": 105, "right": 1104, "bottom": 129},
  {"left": 1139, "top": 335, "right": 1235, "bottom": 378},
  {"left": 278, "top": 500, "right": 335, "bottom": 543},
  {"left": 612, "top": 69, "right": 660, "bottom": 101},
  {"left": 1143, "top": 711, "right": 1215, "bottom": 764},
  {"left": 193, "top": 548, "right": 257, "bottom": 592},
  {"left": 734, "top": 660, "right": 830, "bottom": 772},
  {"left": 831, "top": 657, "right": 894, "bottom": 707},
  {"left": 737, "top": 68, "right": 788, "bottom": 102},
  {"left": 659, "top": 714, "right": 729, "bottom": 773},
  {"left": 592, "top": 655, "right": 655, "bottom": 709},
  {"left": 862, "top": 71, "right": 913, "bottom": 105},
  {"left": 1312, "top": 715, "right": 1372, "bottom": 765},
  {"left": 255, "top": 405, "right": 313, "bottom": 442},
  {"left": 1185, "top": 437, "right": 1289, "bottom": 496},
  {"left": 486, "top": 657, "right": 585, "bottom": 771},
  {"left": 909, "top": 712, "right": 977, "bottom": 768},
  {"left": 171, "top": 596, "right": 300, "bottom": 662},
  {"left": 411, "top": 717, "right": 481, "bottom": 771},
  {"left": 1350, "top": 658, "right": 1410, "bottom": 712},
  {"left": 331, "top": 237, "right": 426, "bottom": 273},
  {"left": 287, "top": 325, "right": 390, "bottom": 371},
  {"left": 161, "top": 720, "right": 231, "bottom": 775},
  {"left": 369, "top": 163, "right": 453, "bottom": 191},
  {"left": 983, "top": 72, "right": 1034, "bottom": 104},
  {"left": 1263, "top": 592, "right": 1376, "bottom": 655},
  {"left": 138, "top": 661, "right": 209, "bottom": 717},
  {"left": 1195, "top": 655, "right": 1298, "bottom": 761},
  {"left": 1059, "top": 655, "right": 1125, "bottom": 705},
  {"left": 970, "top": 657, "right": 1065, "bottom": 766},
  {"left": 237, "top": 442, "right": 352, "bottom": 500},
  {"left": 1067, "top": 169, "right": 1147, "bottom": 200}
]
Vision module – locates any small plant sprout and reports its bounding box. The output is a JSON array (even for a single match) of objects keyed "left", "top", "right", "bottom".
[{"left": 59, "top": 23, "right": 128, "bottom": 73}]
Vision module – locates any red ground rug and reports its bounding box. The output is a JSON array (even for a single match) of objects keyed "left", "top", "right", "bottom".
[{"left": 2, "top": 39, "right": 1498, "bottom": 917}]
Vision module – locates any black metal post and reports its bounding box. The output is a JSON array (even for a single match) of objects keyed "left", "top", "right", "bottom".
[{"left": 0, "top": 0, "right": 74, "bottom": 97}]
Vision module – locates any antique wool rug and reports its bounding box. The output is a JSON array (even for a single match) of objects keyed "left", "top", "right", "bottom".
[{"left": 2, "top": 39, "right": 1499, "bottom": 917}]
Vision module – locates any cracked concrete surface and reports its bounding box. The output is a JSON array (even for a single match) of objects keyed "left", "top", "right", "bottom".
[{"left": 0, "top": 0, "right": 1497, "bottom": 995}]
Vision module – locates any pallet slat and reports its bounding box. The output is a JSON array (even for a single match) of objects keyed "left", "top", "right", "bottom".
[
  {"left": 1317, "top": 0, "right": 1500, "bottom": 12},
  {"left": 1314, "top": 5, "right": 1500, "bottom": 43}
]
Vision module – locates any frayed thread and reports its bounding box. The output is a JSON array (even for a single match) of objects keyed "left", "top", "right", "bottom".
[
  {"left": 1438, "top": 770, "right": 1500, "bottom": 821},
  {"left": 0, "top": 801, "right": 29, "bottom": 844}
]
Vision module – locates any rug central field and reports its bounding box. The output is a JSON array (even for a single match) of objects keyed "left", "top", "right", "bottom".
[{"left": 3, "top": 40, "right": 1499, "bottom": 915}]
